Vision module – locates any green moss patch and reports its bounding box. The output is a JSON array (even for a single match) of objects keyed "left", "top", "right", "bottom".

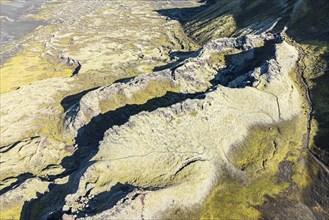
[{"left": 200, "top": 116, "right": 311, "bottom": 219}]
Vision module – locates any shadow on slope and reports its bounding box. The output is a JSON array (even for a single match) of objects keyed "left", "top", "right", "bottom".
[
  {"left": 20, "top": 91, "right": 206, "bottom": 219},
  {"left": 157, "top": 0, "right": 288, "bottom": 44},
  {"left": 156, "top": 0, "right": 214, "bottom": 22},
  {"left": 210, "top": 37, "right": 279, "bottom": 87},
  {"left": 158, "top": 0, "right": 329, "bottom": 44},
  {"left": 311, "top": 53, "right": 329, "bottom": 166},
  {"left": 18, "top": 37, "right": 274, "bottom": 218},
  {"left": 156, "top": 0, "right": 329, "bottom": 218},
  {"left": 60, "top": 87, "right": 100, "bottom": 112},
  {"left": 287, "top": 0, "right": 329, "bottom": 42},
  {"left": 153, "top": 50, "right": 200, "bottom": 72},
  {"left": 0, "top": 173, "right": 34, "bottom": 197},
  {"left": 76, "top": 182, "right": 136, "bottom": 218}
]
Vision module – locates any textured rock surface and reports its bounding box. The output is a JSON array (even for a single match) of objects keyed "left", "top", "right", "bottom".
[
  {"left": 57, "top": 37, "right": 302, "bottom": 219},
  {"left": 0, "top": 0, "right": 328, "bottom": 219}
]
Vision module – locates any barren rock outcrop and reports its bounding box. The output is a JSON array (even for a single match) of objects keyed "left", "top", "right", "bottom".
[
  {"left": 64, "top": 34, "right": 294, "bottom": 135},
  {"left": 32, "top": 34, "right": 300, "bottom": 219}
]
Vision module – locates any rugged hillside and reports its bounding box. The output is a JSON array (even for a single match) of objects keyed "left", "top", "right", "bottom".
[
  {"left": 180, "top": 0, "right": 329, "bottom": 219},
  {"left": 182, "top": 0, "right": 329, "bottom": 43},
  {"left": 0, "top": 0, "right": 328, "bottom": 219}
]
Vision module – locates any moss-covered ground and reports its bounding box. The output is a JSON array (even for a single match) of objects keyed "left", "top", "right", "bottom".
[{"left": 200, "top": 116, "right": 310, "bottom": 219}]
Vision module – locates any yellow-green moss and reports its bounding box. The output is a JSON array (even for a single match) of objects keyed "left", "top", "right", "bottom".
[
  {"left": 200, "top": 115, "right": 311, "bottom": 219},
  {"left": 99, "top": 80, "right": 180, "bottom": 114},
  {"left": 286, "top": 37, "right": 329, "bottom": 163},
  {"left": 0, "top": 205, "right": 22, "bottom": 220},
  {"left": 188, "top": 15, "right": 237, "bottom": 45},
  {"left": 0, "top": 26, "right": 74, "bottom": 94},
  {"left": 228, "top": 126, "right": 277, "bottom": 172},
  {"left": 201, "top": 180, "right": 288, "bottom": 220}
]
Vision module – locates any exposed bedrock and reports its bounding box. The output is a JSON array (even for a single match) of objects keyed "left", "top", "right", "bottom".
[
  {"left": 63, "top": 34, "right": 298, "bottom": 136},
  {"left": 20, "top": 34, "right": 301, "bottom": 219},
  {"left": 0, "top": 27, "right": 303, "bottom": 219}
]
